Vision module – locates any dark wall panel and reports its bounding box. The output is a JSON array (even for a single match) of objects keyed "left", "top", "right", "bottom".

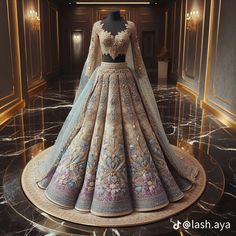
[
  {"left": 0, "top": 0, "right": 22, "bottom": 120},
  {"left": 22, "top": 0, "right": 43, "bottom": 89},
  {"left": 134, "top": 7, "right": 159, "bottom": 81},
  {"left": 0, "top": 0, "right": 15, "bottom": 99},
  {"left": 41, "top": 1, "right": 59, "bottom": 78},
  {"left": 169, "top": 0, "right": 179, "bottom": 82},
  {"left": 0, "top": 0, "right": 60, "bottom": 124},
  {"left": 50, "top": 6, "right": 59, "bottom": 72},
  {"left": 41, "top": 0, "right": 51, "bottom": 75},
  {"left": 58, "top": 5, "right": 160, "bottom": 81},
  {"left": 178, "top": 0, "right": 206, "bottom": 95}
]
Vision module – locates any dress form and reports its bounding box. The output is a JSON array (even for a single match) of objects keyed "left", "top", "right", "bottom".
[{"left": 101, "top": 11, "right": 127, "bottom": 63}]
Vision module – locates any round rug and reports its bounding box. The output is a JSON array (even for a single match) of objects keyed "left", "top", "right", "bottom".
[{"left": 21, "top": 145, "right": 206, "bottom": 227}]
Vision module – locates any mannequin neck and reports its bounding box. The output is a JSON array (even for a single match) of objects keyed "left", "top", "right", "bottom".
[{"left": 107, "top": 11, "right": 121, "bottom": 21}]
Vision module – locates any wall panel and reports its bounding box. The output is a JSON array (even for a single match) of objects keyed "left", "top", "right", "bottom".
[
  {"left": 22, "top": 0, "right": 44, "bottom": 90},
  {"left": 50, "top": 6, "right": 59, "bottom": 72},
  {"left": 176, "top": 0, "right": 236, "bottom": 126},
  {"left": 0, "top": 0, "right": 24, "bottom": 125},
  {"left": 178, "top": 0, "right": 206, "bottom": 95},
  {"left": 59, "top": 5, "right": 159, "bottom": 82},
  {"left": 41, "top": 1, "right": 59, "bottom": 79},
  {"left": 0, "top": 0, "right": 60, "bottom": 125}
]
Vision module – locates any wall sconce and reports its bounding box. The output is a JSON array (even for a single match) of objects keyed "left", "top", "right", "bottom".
[
  {"left": 72, "top": 31, "right": 83, "bottom": 60},
  {"left": 27, "top": 9, "right": 40, "bottom": 31},
  {"left": 186, "top": 10, "right": 200, "bottom": 32},
  {"left": 73, "top": 33, "right": 82, "bottom": 43}
]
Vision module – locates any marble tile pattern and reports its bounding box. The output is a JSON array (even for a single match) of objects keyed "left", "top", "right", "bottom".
[{"left": 0, "top": 79, "right": 235, "bottom": 235}]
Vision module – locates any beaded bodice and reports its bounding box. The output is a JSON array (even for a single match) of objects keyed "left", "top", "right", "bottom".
[
  {"left": 85, "top": 20, "right": 145, "bottom": 77},
  {"left": 96, "top": 20, "right": 131, "bottom": 60}
]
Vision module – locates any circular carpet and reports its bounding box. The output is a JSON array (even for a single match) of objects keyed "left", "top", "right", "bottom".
[{"left": 21, "top": 145, "right": 206, "bottom": 227}]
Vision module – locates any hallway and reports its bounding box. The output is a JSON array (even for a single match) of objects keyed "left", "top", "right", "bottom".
[
  {"left": 0, "top": 79, "right": 235, "bottom": 235},
  {"left": 0, "top": 0, "right": 236, "bottom": 235}
]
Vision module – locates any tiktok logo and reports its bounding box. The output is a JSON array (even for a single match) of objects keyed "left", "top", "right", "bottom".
[{"left": 173, "top": 220, "right": 182, "bottom": 230}]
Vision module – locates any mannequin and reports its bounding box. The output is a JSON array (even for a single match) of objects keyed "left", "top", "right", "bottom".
[
  {"left": 101, "top": 11, "right": 127, "bottom": 63},
  {"left": 32, "top": 9, "right": 200, "bottom": 217}
]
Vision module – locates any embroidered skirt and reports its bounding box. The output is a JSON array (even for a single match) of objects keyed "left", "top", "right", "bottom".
[{"left": 38, "top": 62, "right": 192, "bottom": 217}]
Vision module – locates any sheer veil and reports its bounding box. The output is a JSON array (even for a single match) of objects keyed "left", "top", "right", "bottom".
[{"left": 37, "top": 42, "right": 102, "bottom": 186}]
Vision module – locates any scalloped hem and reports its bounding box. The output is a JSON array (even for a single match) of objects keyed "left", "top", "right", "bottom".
[
  {"left": 90, "top": 209, "right": 133, "bottom": 217},
  {"left": 134, "top": 200, "right": 169, "bottom": 212},
  {"left": 37, "top": 181, "right": 47, "bottom": 190},
  {"left": 74, "top": 207, "right": 90, "bottom": 213},
  {"left": 45, "top": 192, "right": 74, "bottom": 209},
  {"left": 169, "top": 192, "right": 184, "bottom": 202}
]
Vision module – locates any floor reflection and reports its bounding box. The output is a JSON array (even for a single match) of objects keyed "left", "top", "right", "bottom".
[{"left": 0, "top": 79, "right": 235, "bottom": 235}]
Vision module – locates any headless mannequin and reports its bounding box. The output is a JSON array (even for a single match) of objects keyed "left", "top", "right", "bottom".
[{"left": 101, "top": 11, "right": 127, "bottom": 63}]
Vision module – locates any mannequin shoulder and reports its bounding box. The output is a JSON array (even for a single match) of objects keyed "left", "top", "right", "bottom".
[
  {"left": 127, "top": 20, "right": 137, "bottom": 31},
  {"left": 92, "top": 20, "right": 103, "bottom": 32},
  {"left": 93, "top": 20, "right": 102, "bottom": 26}
]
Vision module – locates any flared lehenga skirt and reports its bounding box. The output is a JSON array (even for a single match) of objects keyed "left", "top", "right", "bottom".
[{"left": 37, "top": 62, "right": 195, "bottom": 217}]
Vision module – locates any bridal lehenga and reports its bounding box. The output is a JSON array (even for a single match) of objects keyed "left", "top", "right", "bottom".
[{"left": 36, "top": 20, "right": 199, "bottom": 217}]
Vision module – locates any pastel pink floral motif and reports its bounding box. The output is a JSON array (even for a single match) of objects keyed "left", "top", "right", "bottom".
[
  {"left": 108, "top": 183, "right": 121, "bottom": 198},
  {"left": 147, "top": 181, "right": 156, "bottom": 191}
]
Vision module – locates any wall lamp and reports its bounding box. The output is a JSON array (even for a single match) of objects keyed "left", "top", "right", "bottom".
[
  {"left": 27, "top": 9, "right": 40, "bottom": 31},
  {"left": 186, "top": 10, "right": 200, "bottom": 32}
]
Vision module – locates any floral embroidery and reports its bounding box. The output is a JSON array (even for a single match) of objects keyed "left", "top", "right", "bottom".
[
  {"left": 37, "top": 20, "right": 197, "bottom": 216},
  {"left": 85, "top": 20, "right": 146, "bottom": 78},
  {"left": 97, "top": 20, "right": 131, "bottom": 60}
]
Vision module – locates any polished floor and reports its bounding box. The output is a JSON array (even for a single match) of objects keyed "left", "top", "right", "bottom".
[{"left": 0, "top": 78, "right": 235, "bottom": 235}]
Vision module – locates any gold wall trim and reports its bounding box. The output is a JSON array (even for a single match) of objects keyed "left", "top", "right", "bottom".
[
  {"left": 75, "top": 1, "right": 150, "bottom": 4},
  {"left": 0, "top": 0, "right": 23, "bottom": 115},
  {"left": 0, "top": 96, "right": 22, "bottom": 111},
  {"left": 0, "top": 91, "right": 15, "bottom": 103},
  {"left": 201, "top": 101, "right": 236, "bottom": 129},
  {"left": 28, "top": 80, "right": 46, "bottom": 96},
  {"left": 22, "top": 0, "right": 43, "bottom": 86},
  {"left": 198, "top": 0, "right": 206, "bottom": 84},
  {"left": 177, "top": 0, "right": 183, "bottom": 75},
  {"left": 203, "top": 0, "right": 214, "bottom": 102},
  {"left": 176, "top": 82, "right": 198, "bottom": 103},
  {"left": 56, "top": 8, "right": 60, "bottom": 67},
  {"left": 181, "top": 0, "right": 191, "bottom": 83},
  {"left": 181, "top": 0, "right": 196, "bottom": 85},
  {"left": 0, "top": 100, "right": 25, "bottom": 126},
  {"left": 205, "top": 98, "right": 236, "bottom": 119},
  {"left": 180, "top": 0, "right": 206, "bottom": 93},
  {"left": 0, "top": 0, "right": 23, "bottom": 104},
  {"left": 5, "top": 0, "right": 16, "bottom": 99},
  {"left": 14, "top": 0, "right": 23, "bottom": 101},
  {"left": 97, "top": 9, "right": 130, "bottom": 20},
  {"left": 184, "top": 26, "right": 199, "bottom": 79},
  {"left": 171, "top": 0, "right": 177, "bottom": 73}
]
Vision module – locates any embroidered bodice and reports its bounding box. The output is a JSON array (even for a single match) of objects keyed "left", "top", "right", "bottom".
[
  {"left": 96, "top": 20, "right": 131, "bottom": 60},
  {"left": 85, "top": 20, "right": 146, "bottom": 77}
]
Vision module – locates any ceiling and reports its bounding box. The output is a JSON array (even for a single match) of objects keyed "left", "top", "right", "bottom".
[{"left": 51, "top": 0, "right": 166, "bottom": 7}]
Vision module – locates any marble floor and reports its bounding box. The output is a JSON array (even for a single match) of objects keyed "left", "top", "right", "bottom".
[{"left": 0, "top": 79, "right": 235, "bottom": 235}]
